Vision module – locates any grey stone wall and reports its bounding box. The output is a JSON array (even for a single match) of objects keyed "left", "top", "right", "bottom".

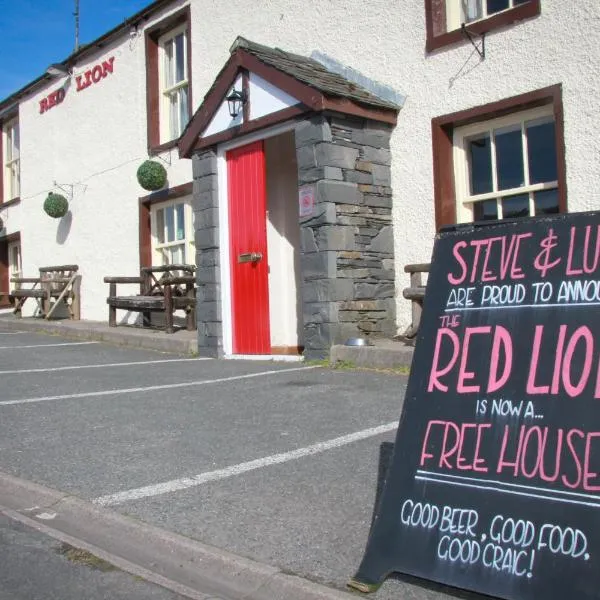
[
  {"left": 192, "top": 149, "right": 222, "bottom": 357},
  {"left": 295, "top": 114, "right": 396, "bottom": 359}
]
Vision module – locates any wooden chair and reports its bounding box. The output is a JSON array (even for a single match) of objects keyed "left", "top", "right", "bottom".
[
  {"left": 105, "top": 264, "right": 196, "bottom": 333},
  {"left": 401, "top": 263, "right": 430, "bottom": 339},
  {"left": 11, "top": 265, "right": 81, "bottom": 320}
]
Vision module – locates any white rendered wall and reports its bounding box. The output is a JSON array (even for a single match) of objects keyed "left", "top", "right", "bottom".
[
  {"left": 202, "top": 73, "right": 299, "bottom": 139},
  {"left": 12, "top": 2, "right": 193, "bottom": 319},
  {"left": 249, "top": 73, "right": 299, "bottom": 120},
  {"left": 203, "top": 74, "right": 243, "bottom": 137},
  {"left": 7, "top": 0, "right": 600, "bottom": 329},
  {"left": 186, "top": 0, "right": 600, "bottom": 331},
  {"left": 265, "top": 132, "right": 302, "bottom": 349}
]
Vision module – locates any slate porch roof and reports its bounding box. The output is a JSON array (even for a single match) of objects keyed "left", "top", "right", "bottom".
[
  {"left": 179, "top": 36, "right": 400, "bottom": 157},
  {"left": 231, "top": 37, "right": 400, "bottom": 111}
]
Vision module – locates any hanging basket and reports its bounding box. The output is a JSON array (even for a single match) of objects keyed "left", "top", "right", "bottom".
[
  {"left": 43, "top": 193, "right": 69, "bottom": 219},
  {"left": 136, "top": 160, "right": 167, "bottom": 191}
]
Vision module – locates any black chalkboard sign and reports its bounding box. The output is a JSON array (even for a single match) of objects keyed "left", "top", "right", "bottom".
[{"left": 351, "top": 212, "right": 600, "bottom": 600}]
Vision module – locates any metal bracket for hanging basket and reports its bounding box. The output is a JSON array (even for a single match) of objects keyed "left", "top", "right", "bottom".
[{"left": 461, "top": 23, "right": 485, "bottom": 60}]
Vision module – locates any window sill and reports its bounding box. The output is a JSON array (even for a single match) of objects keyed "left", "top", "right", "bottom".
[
  {"left": 426, "top": 0, "right": 541, "bottom": 53},
  {"left": 0, "top": 197, "right": 21, "bottom": 209}
]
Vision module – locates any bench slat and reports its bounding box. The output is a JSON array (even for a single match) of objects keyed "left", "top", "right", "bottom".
[
  {"left": 10, "top": 277, "right": 41, "bottom": 283},
  {"left": 141, "top": 264, "right": 195, "bottom": 274},
  {"left": 403, "top": 286, "right": 426, "bottom": 300},
  {"left": 43, "top": 277, "right": 73, "bottom": 284},
  {"left": 106, "top": 266, "right": 196, "bottom": 333},
  {"left": 11, "top": 290, "right": 48, "bottom": 298},
  {"left": 38, "top": 265, "right": 79, "bottom": 273},
  {"left": 104, "top": 277, "right": 143, "bottom": 284},
  {"left": 107, "top": 296, "right": 166, "bottom": 310},
  {"left": 162, "top": 275, "right": 196, "bottom": 285},
  {"left": 404, "top": 263, "right": 430, "bottom": 273}
]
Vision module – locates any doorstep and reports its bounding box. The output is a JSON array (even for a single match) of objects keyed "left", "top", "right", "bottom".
[{"left": 330, "top": 337, "right": 415, "bottom": 371}]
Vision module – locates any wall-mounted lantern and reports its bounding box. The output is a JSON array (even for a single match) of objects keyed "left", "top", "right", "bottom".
[{"left": 226, "top": 88, "right": 246, "bottom": 119}]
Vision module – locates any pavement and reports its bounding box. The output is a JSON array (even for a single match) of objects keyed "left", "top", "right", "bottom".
[
  {"left": 0, "top": 510, "right": 186, "bottom": 600},
  {"left": 0, "top": 473, "right": 354, "bottom": 600},
  {"left": 0, "top": 314, "right": 415, "bottom": 369},
  {"left": 0, "top": 313, "right": 198, "bottom": 355},
  {"left": 0, "top": 318, "right": 475, "bottom": 600}
]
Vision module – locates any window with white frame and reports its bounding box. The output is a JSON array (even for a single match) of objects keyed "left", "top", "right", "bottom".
[
  {"left": 151, "top": 197, "right": 194, "bottom": 265},
  {"left": 3, "top": 118, "right": 20, "bottom": 202},
  {"left": 453, "top": 106, "right": 558, "bottom": 223},
  {"left": 159, "top": 24, "right": 189, "bottom": 142},
  {"left": 446, "top": 0, "right": 531, "bottom": 30},
  {"left": 8, "top": 240, "right": 21, "bottom": 280}
]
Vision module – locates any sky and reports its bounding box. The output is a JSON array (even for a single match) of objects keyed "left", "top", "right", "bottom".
[{"left": 0, "top": 0, "right": 154, "bottom": 101}]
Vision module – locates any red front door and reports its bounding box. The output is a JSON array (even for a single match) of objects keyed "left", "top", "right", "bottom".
[{"left": 227, "top": 141, "right": 271, "bottom": 354}]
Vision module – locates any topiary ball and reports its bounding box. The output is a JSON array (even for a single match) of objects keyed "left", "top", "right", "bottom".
[
  {"left": 136, "top": 160, "right": 167, "bottom": 191},
  {"left": 43, "top": 193, "right": 69, "bottom": 218}
]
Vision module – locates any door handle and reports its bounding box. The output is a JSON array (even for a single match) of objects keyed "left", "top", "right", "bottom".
[{"left": 238, "top": 252, "right": 263, "bottom": 263}]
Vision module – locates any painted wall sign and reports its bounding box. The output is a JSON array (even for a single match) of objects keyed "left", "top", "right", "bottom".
[
  {"left": 351, "top": 211, "right": 600, "bottom": 600},
  {"left": 298, "top": 185, "right": 315, "bottom": 218},
  {"left": 39, "top": 88, "right": 66, "bottom": 114},
  {"left": 75, "top": 57, "right": 115, "bottom": 92},
  {"left": 39, "top": 57, "right": 115, "bottom": 114}
]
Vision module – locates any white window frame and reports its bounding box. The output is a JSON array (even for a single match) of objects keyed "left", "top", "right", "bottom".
[
  {"left": 8, "top": 240, "right": 21, "bottom": 280},
  {"left": 3, "top": 118, "right": 20, "bottom": 202},
  {"left": 158, "top": 23, "right": 189, "bottom": 143},
  {"left": 446, "top": 0, "right": 529, "bottom": 31},
  {"left": 453, "top": 105, "right": 558, "bottom": 223},
  {"left": 150, "top": 196, "right": 194, "bottom": 266}
]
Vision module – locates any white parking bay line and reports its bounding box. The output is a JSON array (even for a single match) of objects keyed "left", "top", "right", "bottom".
[
  {"left": 0, "top": 341, "right": 99, "bottom": 350},
  {"left": 0, "top": 332, "right": 27, "bottom": 335},
  {"left": 0, "top": 357, "right": 211, "bottom": 375},
  {"left": 0, "top": 365, "right": 316, "bottom": 407},
  {"left": 94, "top": 422, "right": 398, "bottom": 506}
]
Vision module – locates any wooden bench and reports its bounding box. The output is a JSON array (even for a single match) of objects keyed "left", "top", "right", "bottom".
[
  {"left": 401, "top": 262, "right": 430, "bottom": 339},
  {"left": 10, "top": 265, "right": 81, "bottom": 320},
  {"left": 104, "top": 264, "right": 196, "bottom": 334}
]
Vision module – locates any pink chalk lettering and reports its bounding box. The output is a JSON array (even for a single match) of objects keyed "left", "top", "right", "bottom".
[
  {"left": 583, "top": 432, "right": 600, "bottom": 491},
  {"left": 527, "top": 326, "right": 549, "bottom": 394},
  {"left": 497, "top": 425, "right": 525, "bottom": 477},
  {"left": 538, "top": 427, "right": 564, "bottom": 483},
  {"left": 567, "top": 226, "right": 583, "bottom": 276},
  {"left": 457, "top": 326, "right": 491, "bottom": 393},
  {"left": 487, "top": 326, "right": 513, "bottom": 393},
  {"left": 520, "top": 426, "right": 543, "bottom": 479},
  {"left": 420, "top": 420, "right": 446, "bottom": 466},
  {"left": 439, "top": 422, "right": 461, "bottom": 469},
  {"left": 562, "top": 327, "right": 594, "bottom": 398},
  {"left": 563, "top": 429, "right": 585, "bottom": 489},
  {"left": 473, "top": 423, "right": 491, "bottom": 473},
  {"left": 551, "top": 325, "right": 567, "bottom": 395},
  {"left": 428, "top": 328, "right": 460, "bottom": 393},
  {"left": 448, "top": 241, "right": 468, "bottom": 285},
  {"left": 583, "top": 225, "right": 600, "bottom": 273}
]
